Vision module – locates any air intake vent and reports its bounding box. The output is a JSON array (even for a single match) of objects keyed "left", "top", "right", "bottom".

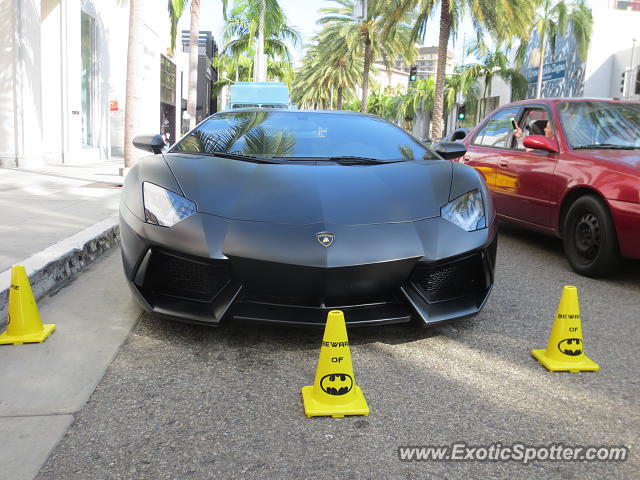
[
  {"left": 411, "top": 253, "right": 485, "bottom": 304},
  {"left": 145, "top": 250, "right": 231, "bottom": 302}
]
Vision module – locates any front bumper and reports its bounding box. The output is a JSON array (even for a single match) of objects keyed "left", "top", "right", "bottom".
[
  {"left": 120, "top": 205, "right": 497, "bottom": 327},
  {"left": 609, "top": 199, "right": 640, "bottom": 259}
]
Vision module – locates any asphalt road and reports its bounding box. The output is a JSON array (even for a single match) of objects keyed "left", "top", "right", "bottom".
[{"left": 36, "top": 225, "right": 640, "bottom": 479}]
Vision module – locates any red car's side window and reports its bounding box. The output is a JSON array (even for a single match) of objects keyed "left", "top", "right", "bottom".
[
  {"left": 512, "top": 108, "right": 557, "bottom": 150},
  {"left": 472, "top": 108, "right": 522, "bottom": 150}
]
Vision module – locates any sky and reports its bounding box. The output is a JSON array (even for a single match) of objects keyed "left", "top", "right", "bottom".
[{"left": 179, "top": 0, "right": 476, "bottom": 66}]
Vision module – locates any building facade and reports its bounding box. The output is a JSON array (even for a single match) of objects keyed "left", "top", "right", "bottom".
[
  {"left": 0, "top": 0, "right": 194, "bottom": 167},
  {"left": 371, "top": 65, "right": 410, "bottom": 91},
  {"left": 177, "top": 30, "right": 219, "bottom": 130},
  {"left": 394, "top": 46, "right": 456, "bottom": 80},
  {"left": 518, "top": 0, "right": 640, "bottom": 100}
]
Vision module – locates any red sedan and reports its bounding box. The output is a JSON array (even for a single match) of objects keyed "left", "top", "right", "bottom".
[{"left": 456, "top": 98, "right": 640, "bottom": 277}]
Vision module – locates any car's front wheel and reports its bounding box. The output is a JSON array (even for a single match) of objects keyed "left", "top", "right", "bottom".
[{"left": 563, "top": 195, "right": 620, "bottom": 277}]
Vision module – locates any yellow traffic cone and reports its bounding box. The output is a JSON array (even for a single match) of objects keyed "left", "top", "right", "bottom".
[
  {"left": 302, "top": 310, "right": 370, "bottom": 418},
  {"left": 531, "top": 285, "right": 599, "bottom": 372},
  {"left": 0, "top": 266, "right": 56, "bottom": 345}
]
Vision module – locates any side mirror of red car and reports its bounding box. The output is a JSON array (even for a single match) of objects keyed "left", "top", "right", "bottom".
[{"left": 523, "top": 135, "right": 558, "bottom": 153}]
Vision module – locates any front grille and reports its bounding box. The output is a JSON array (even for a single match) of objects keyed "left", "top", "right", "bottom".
[
  {"left": 240, "top": 292, "right": 397, "bottom": 309},
  {"left": 411, "top": 253, "right": 485, "bottom": 304},
  {"left": 145, "top": 250, "right": 231, "bottom": 302}
]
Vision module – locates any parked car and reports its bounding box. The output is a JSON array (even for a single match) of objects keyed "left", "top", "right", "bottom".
[
  {"left": 121, "top": 109, "right": 497, "bottom": 327},
  {"left": 455, "top": 98, "right": 640, "bottom": 277},
  {"left": 443, "top": 127, "right": 470, "bottom": 143}
]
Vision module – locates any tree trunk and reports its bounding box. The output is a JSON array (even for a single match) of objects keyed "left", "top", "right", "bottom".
[
  {"left": 254, "top": 0, "right": 266, "bottom": 81},
  {"left": 412, "top": 110, "right": 423, "bottom": 138},
  {"left": 535, "top": 34, "right": 546, "bottom": 99},
  {"left": 360, "top": 30, "right": 372, "bottom": 113},
  {"left": 430, "top": 0, "right": 451, "bottom": 141},
  {"left": 480, "top": 77, "right": 489, "bottom": 119},
  {"left": 337, "top": 86, "right": 343, "bottom": 110},
  {"left": 123, "top": 0, "right": 145, "bottom": 168},
  {"left": 187, "top": 0, "right": 200, "bottom": 130}
]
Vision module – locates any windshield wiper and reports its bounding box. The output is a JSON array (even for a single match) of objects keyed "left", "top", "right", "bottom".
[
  {"left": 209, "top": 151, "right": 282, "bottom": 163},
  {"left": 573, "top": 144, "right": 638, "bottom": 150},
  {"left": 320, "top": 156, "right": 403, "bottom": 165}
]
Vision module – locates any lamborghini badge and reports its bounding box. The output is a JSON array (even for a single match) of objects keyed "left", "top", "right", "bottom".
[{"left": 317, "top": 232, "right": 335, "bottom": 247}]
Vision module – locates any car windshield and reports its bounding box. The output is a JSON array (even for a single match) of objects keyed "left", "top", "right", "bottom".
[
  {"left": 170, "top": 110, "right": 438, "bottom": 162},
  {"left": 557, "top": 101, "right": 640, "bottom": 149}
]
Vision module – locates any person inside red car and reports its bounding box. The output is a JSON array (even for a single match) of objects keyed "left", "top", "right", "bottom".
[{"left": 513, "top": 117, "right": 556, "bottom": 150}]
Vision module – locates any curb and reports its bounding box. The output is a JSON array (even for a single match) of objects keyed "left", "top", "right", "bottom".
[{"left": 0, "top": 215, "right": 121, "bottom": 330}]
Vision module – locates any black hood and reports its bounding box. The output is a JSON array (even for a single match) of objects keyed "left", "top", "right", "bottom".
[{"left": 164, "top": 153, "right": 453, "bottom": 226}]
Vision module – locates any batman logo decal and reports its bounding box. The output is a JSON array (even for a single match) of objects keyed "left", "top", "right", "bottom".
[
  {"left": 320, "top": 373, "right": 353, "bottom": 396},
  {"left": 558, "top": 338, "right": 583, "bottom": 356}
]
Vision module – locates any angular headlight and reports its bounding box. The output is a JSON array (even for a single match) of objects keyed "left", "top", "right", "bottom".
[
  {"left": 142, "top": 182, "right": 196, "bottom": 227},
  {"left": 441, "top": 189, "right": 486, "bottom": 231}
]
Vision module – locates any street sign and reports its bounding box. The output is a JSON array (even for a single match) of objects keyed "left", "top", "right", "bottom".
[{"left": 527, "top": 60, "right": 567, "bottom": 84}]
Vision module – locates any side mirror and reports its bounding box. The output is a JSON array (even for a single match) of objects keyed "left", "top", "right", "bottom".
[
  {"left": 450, "top": 129, "right": 467, "bottom": 141},
  {"left": 523, "top": 135, "right": 558, "bottom": 153},
  {"left": 133, "top": 134, "right": 165, "bottom": 154},
  {"left": 432, "top": 141, "right": 467, "bottom": 160}
]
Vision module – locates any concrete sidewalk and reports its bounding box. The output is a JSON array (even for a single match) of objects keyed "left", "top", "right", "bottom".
[
  {"left": 0, "top": 249, "right": 141, "bottom": 480},
  {"left": 0, "top": 165, "right": 124, "bottom": 331},
  {"left": 1, "top": 158, "right": 126, "bottom": 186},
  {"left": 0, "top": 167, "right": 122, "bottom": 272}
]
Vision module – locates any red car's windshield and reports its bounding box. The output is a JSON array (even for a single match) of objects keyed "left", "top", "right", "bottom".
[{"left": 557, "top": 101, "right": 640, "bottom": 150}]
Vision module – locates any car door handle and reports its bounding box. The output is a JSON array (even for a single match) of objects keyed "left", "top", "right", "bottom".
[{"left": 498, "top": 159, "right": 509, "bottom": 168}]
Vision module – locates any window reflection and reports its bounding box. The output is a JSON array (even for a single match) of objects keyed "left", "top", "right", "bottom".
[
  {"left": 557, "top": 101, "right": 640, "bottom": 149},
  {"left": 172, "top": 111, "right": 438, "bottom": 161}
]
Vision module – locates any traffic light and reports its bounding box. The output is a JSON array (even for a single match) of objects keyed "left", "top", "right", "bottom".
[
  {"left": 457, "top": 104, "right": 466, "bottom": 120},
  {"left": 409, "top": 65, "right": 417, "bottom": 82}
]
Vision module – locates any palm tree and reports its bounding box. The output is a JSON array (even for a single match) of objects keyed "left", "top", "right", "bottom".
[
  {"left": 391, "top": 0, "right": 533, "bottom": 140},
  {"left": 459, "top": 44, "right": 528, "bottom": 120},
  {"left": 122, "top": 0, "right": 145, "bottom": 169},
  {"left": 443, "top": 67, "right": 479, "bottom": 126},
  {"left": 168, "top": 1, "right": 229, "bottom": 130},
  {"left": 176, "top": 111, "right": 296, "bottom": 156},
  {"left": 292, "top": 30, "right": 363, "bottom": 110},
  {"left": 186, "top": 0, "right": 201, "bottom": 129},
  {"left": 317, "top": 0, "right": 415, "bottom": 113},
  {"left": 222, "top": 0, "right": 300, "bottom": 82},
  {"left": 168, "top": 0, "right": 185, "bottom": 54},
  {"left": 515, "top": 0, "right": 592, "bottom": 99},
  {"left": 291, "top": 46, "right": 325, "bottom": 109}
]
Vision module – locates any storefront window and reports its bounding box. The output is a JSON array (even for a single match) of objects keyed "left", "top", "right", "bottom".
[
  {"left": 81, "top": 12, "right": 96, "bottom": 148},
  {"left": 160, "top": 56, "right": 176, "bottom": 105}
]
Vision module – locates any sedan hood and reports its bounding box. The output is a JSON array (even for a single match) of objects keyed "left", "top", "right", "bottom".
[
  {"left": 586, "top": 150, "right": 640, "bottom": 171},
  {"left": 164, "top": 153, "right": 453, "bottom": 225}
]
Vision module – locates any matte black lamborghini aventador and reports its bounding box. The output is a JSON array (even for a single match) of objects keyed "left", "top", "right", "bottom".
[{"left": 120, "top": 109, "right": 497, "bottom": 327}]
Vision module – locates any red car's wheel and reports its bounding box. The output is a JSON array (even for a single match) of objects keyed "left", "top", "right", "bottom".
[{"left": 563, "top": 195, "right": 620, "bottom": 277}]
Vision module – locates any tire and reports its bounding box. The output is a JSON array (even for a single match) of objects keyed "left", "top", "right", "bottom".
[{"left": 562, "top": 195, "right": 620, "bottom": 277}]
